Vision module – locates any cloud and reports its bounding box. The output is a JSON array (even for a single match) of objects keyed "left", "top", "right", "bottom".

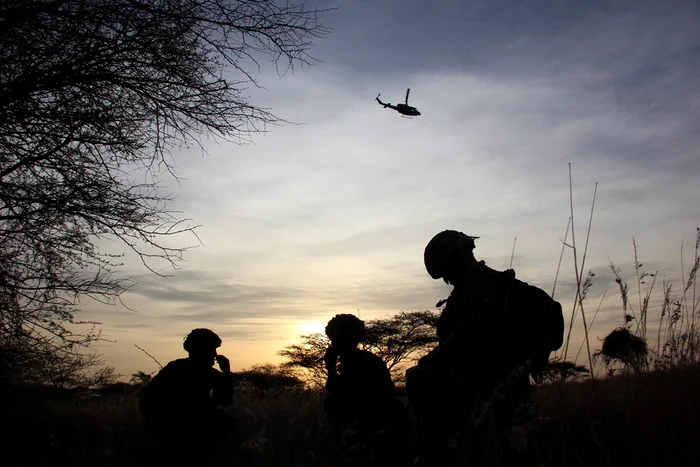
[
  {"left": 129, "top": 269, "right": 305, "bottom": 307},
  {"left": 82, "top": 0, "right": 700, "bottom": 376},
  {"left": 109, "top": 323, "right": 150, "bottom": 330}
]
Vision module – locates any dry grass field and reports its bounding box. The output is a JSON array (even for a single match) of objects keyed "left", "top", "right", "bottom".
[{"left": 4, "top": 364, "right": 699, "bottom": 467}]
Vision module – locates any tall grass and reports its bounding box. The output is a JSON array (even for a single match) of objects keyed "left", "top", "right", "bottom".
[
  {"left": 557, "top": 167, "right": 698, "bottom": 377},
  {"left": 561, "top": 168, "right": 597, "bottom": 375},
  {"left": 5, "top": 368, "right": 700, "bottom": 467},
  {"left": 5, "top": 387, "right": 350, "bottom": 467},
  {"left": 601, "top": 228, "right": 700, "bottom": 373}
]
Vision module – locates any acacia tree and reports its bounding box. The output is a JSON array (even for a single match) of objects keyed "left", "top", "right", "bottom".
[
  {"left": 278, "top": 310, "right": 440, "bottom": 387},
  {"left": 277, "top": 332, "right": 328, "bottom": 387},
  {"left": 0, "top": 0, "right": 330, "bottom": 387},
  {"left": 537, "top": 357, "right": 589, "bottom": 384}
]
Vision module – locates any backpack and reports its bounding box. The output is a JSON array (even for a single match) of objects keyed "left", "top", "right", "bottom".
[{"left": 503, "top": 272, "right": 564, "bottom": 379}]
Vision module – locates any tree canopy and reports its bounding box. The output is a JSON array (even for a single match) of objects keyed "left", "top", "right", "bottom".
[
  {"left": 0, "top": 0, "right": 330, "bottom": 387},
  {"left": 278, "top": 310, "right": 440, "bottom": 387}
]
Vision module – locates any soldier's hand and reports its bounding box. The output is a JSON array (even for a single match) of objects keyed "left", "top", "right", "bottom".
[{"left": 215, "top": 355, "right": 231, "bottom": 374}]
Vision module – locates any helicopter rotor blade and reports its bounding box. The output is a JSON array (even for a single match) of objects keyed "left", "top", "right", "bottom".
[{"left": 405, "top": 88, "right": 410, "bottom": 104}]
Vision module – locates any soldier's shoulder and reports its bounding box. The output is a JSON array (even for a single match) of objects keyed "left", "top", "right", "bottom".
[
  {"left": 500, "top": 268, "right": 524, "bottom": 285},
  {"left": 149, "top": 358, "right": 189, "bottom": 383},
  {"left": 167, "top": 357, "right": 189, "bottom": 366},
  {"left": 503, "top": 269, "right": 535, "bottom": 288},
  {"left": 472, "top": 265, "right": 514, "bottom": 289},
  {"left": 505, "top": 271, "right": 558, "bottom": 303},
  {"left": 357, "top": 349, "right": 388, "bottom": 367},
  {"left": 161, "top": 358, "right": 190, "bottom": 372},
  {"left": 356, "top": 348, "right": 379, "bottom": 360}
]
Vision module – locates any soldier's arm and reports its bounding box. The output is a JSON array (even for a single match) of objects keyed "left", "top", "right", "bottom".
[
  {"left": 212, "top": 370, "right": 234, "bottom": 408},
  {"left": 325, "top": 366, "right": 350, "bottom": 394},
  {"left": 139, "top": 364, "right": 175, "bottom": 417},
  {"left": 378, "top": 361, "right": 396, "bottom": 394},
  {"left": 360, "top": 353, "right": 395, "bottom": 394},
  {"left": 325, "top": 371, "right": 342, "bottom": 392},
  {"left": 438, "top": 276, "right": 507, "bottom": 364},
  {"left": 437, "top": 308, "right": 490, "bottom": 368},
  {"left": 324, "top": 346, "right": 344, "bottom": 393}
]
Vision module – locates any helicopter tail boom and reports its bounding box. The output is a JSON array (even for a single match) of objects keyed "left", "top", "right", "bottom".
[{"left": 376, "top": 89, "right": 419, "bottom": 116}]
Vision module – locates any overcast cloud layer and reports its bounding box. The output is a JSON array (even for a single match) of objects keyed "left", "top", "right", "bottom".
[{"left": 80, "top": 0, "right": 700, "bottom": 376}]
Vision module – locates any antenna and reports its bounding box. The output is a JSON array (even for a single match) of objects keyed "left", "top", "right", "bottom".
[{"left": 509, "top": 237, "right": 517, "bottom": 269}]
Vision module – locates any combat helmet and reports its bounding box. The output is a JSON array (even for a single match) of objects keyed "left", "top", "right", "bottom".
[
  {"left": 183, "top": 328, "right": 222, "bottom": 353},
  {"left": 325, "top": 314, "right": 365, "bottom": 347},
  {"left": 424, "top": 230, "right": 480, "bottom": 281}
]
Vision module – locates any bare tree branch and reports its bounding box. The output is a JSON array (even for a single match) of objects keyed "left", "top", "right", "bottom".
[{"left": 0, "top": 0, "right": 331, "bottom": 387}]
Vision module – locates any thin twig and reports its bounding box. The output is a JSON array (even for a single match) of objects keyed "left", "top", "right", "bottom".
[
  {"left": 562, "top": 167, "right": 595, "bottom": 377},
  {"left": 633, "top": 238, "right": 643, "bottom": 337},
  {"left": 575, "top": 289, "right": 607, "bottom": 362},
  {"left": 551, "top": 217, "right": 571, "bottom": 361},
  {"left": 693, "top": 228, "right": 699, "bottom": 332},
  {"left": 641, "top": 270, "right": 658, "bottom": 340},
  {"left": 552, "top": 218, "right": 572, "bottom": 300},
  {"left": 135, "top": 344, "right": 163, "bottom": 369},
  {"left": 658, "top": 280, "right": 670, "bottom": 355},
  {"left": 563, "top": 164, "right": 581, "bottom": 362},
  {"left": 577, "top": 182, "right": 597, "bottom": 376},
  {"left": 681, "top": 237, "right": 688, "bottom": 328}
]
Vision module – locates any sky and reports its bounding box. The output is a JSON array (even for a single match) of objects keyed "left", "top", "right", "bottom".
[{"left": 81, "top": 0, "right": 700, "bottom": 378}]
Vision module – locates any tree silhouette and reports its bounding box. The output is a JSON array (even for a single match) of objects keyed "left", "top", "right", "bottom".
[
  {"left": 0, "top": 0, "right": 330, "bottom": 386},
  {"left": 538, "top": 357, "right": 589, "bottom": 384},
  {"left": 130, "top": 371, "right": 154, "bottom": 387},
  {"left": 231, "top": 364, "right": 304, "bottom": 391},
  {"left": 278, "top": 310, "right": 440, "bottom": 387},
  {"left": 278, "top": 332, "right": 329, "bottom": 387}
]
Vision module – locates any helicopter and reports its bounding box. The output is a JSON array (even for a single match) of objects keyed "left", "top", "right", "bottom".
[{"left": 375, "top": 88, "right": 421, "bottom": 117}]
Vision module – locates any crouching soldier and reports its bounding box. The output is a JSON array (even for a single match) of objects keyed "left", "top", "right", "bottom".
[
  {"left": 407, "top": 230, "right": 564, "bottom": 466},
  {"left": 322, "top": 314, "right": 409, "bottom": 463},
  {"left": 139, "top": 328, "right": 235, "bottom": 465}
]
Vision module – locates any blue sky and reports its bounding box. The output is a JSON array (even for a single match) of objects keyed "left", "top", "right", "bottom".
[{"left": 84, "top": 0, "right": 700, "bottom": 377}]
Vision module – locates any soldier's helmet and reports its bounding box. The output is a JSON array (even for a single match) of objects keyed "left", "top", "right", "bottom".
[
  {"left": 325, "top": 314, "right": 365, "bottom": 347},
  {"left": 424, "top": 230, "right": 480, "bottom": 281},
  {"left": 183, "top": 328, "right": 222, "bottom": 353}
]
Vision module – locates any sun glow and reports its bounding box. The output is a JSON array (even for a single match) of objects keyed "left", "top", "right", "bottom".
[{"left": 299, "top": 321, "right": 326, "bottom": 335}]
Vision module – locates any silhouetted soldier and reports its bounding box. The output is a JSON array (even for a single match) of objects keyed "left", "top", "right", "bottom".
[
  {"left": 139, "top": 328, "right": 235, "bottom": 465},
  {"left": 407, "top": 230, "right": 564, "bottom": 465},
  {"left": 322, "top": 314, "right": 409, "bottom": 462}
]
